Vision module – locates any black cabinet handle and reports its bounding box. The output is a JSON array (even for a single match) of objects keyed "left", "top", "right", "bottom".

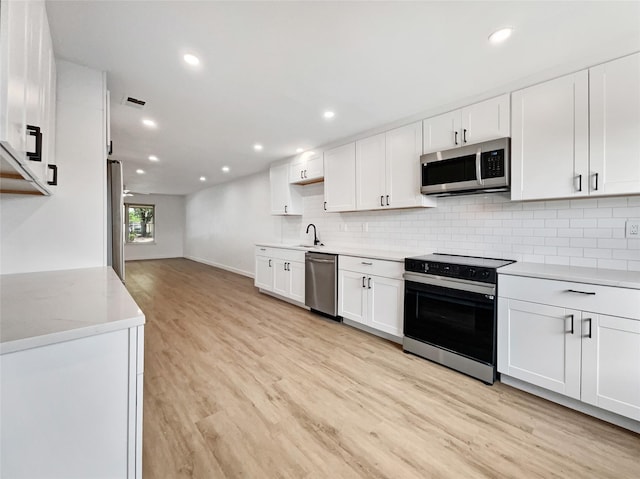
[
  {"left": 323, "top": 201, "right": 327, "bottom": 211},
  {"left": 454, "top": 131, "right": 458, "bottom": 145},
  {"left": 304, "top": 169, "right": 307, "bottom": 179},
  {"left": 585, "top": 318, "right": 592, "bottom": 338},
  {"left": 108, "top": 140, "right": 113, "bottom": 156},
  {"left": 577, "top": 174, "right": 582, "bottom": 192},
  {"left": 367, "top": 277, "right": 372, "bottom": 289},
  {"left": 284, "top": 205, "right": 288, "bottom": 214},
  {"left": 47, "top": 164, "right": 58, "bottom": 186},
  {"left": 594, "top": 172, "right": 599, "bottom": 191},
  {"left": 268, "top": 259, "right": 272, "bottom": 267},
  {"left": 386, "top": 195, "right": 389, "bottom": 206},
  {"left": 300, "top": 171, "right": 303, "bottom": 179},
  {"left": 26, "top": 125, "right": 42, "bottom": 162},
  {"left": 567, "top": 314, "right": 574, "bottom": 335},
  {"left": 362, "top": 276, "right": 366, "bottom": 288},
  {"left": 380, "top": 195, "right": 384, "bottom": 207},
  {"left": 463, "top": 129, "right": 467, "bottom": 143},
  {"left": 566, "top": 289, "right": 596, "bottom": 295}
]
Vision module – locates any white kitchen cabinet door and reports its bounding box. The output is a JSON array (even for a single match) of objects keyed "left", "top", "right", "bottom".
[
  {"left": 511, "top": 71, "right": 589, "bottom": 201},
  {"left": 255, "top": 255, "right": 273, "bottom": 291},
  {"left": 581, "top": 314, "right": 640, "bottom": 420},
  {"left": 1, "top": 329, "right": 131, "bottom": 478},
  {"left": 460, "top": 94, "right": 510, "bottom": 146},
  {"left": 368, "top": 275, "right": 404, "bottom": 337},
  {"left": 272, "top": 259, "right": 289, "bottom": 297},
  {"left": 339, "top": 269, "right": 367, "bottom": 324},
  {"left": 356, "top": 133, "right": 386, "bottom": 210},
  {"left": 422, "top": 110, "right": 460, "bottom": 154},
  {"left": 385, "top": 122, "right": 434, "bottom": 209},
  {"left": 304, "top": 153, "right": 323, "bottom": 182},
  {"left": 497, "top": 298, "right": 581, "bottom": 399},
  {"left": 289, "top": 156, "right": 305, "bottom": 183},
  {"left": 0, "top": 0, "right": 28, "bottom": 160},
  {"left": 270, "top": 163, "right": 302, "bottom": 215},
  {"left": 324, "top": 142, "right": 356, "bottom": 212},
  {"left": 288, "top": 260, "right": 305, "bottom": 304},
  {"left": 589, "top": 53, "right": 640, "bottom": 196}
]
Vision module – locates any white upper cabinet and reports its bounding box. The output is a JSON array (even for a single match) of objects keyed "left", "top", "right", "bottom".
[
  {"left": 356, "top": 133, "right": 386, "bottom": 210},
  {"left": 512, "top": 53, "right": 640, "bottom": 201},
  {"left": 354, "top": 123, "right": 436, "bottom": 212},
  {"left": 423, "top": 94, "right": 510, "bottom": 154},
  {"left": 0, "top": 0, "right": 56, "bottom": 195},
  {"left": 589, "top": 53, "right": 640, "bottom": 196},
  {"left": 324, "top": 142, "right": 356, "bottom": 212},
  {"left": 289, "top": 151, "right": 323, "bottom": 184},
  {"left": 386, "top": 122, "right": 435, "bottom": 209},
  {"left": 270, "top": 163, "right": 302, "bottom": 215},
  {"left": 511, "top": 71, "right": 590, "bottom": 201}
]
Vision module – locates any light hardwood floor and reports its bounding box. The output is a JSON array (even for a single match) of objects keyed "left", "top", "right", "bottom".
[{"left": 125, "top": 258, "right": 640, "bottom": 479}]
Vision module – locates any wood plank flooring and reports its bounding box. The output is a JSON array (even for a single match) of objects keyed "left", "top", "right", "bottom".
[{"left": 125, "top": 258, "right": 640, "bottom": 479}]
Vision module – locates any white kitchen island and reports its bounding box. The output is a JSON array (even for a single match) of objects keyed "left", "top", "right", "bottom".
[{"left": 0, "top": 267, "right": 145, "bottom": 478}]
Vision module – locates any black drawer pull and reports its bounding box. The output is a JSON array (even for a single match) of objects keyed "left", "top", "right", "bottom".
[{"left": 566, "top": 289, "right": 596, "bottom": 295}]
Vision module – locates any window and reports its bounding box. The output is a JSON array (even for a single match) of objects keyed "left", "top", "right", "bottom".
[{"left": 126, "top": 204, "right": 155, "bottom": 244}]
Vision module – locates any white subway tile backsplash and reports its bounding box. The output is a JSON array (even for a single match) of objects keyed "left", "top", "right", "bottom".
[{"left": 290, "top": 192, "right": 639, "bottom": 271}]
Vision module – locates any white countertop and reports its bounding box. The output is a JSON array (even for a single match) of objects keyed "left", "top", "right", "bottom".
[
  {"left": 1, "top": 267, "right": 145, "bottom": 354},
  {"left": 498, "top": 262, "right": 640, "bottom": 290},
  {"left": 255, "top": 242, "right": 424, "bottom": 262}
]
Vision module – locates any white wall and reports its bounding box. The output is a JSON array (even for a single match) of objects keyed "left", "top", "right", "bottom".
[
  {"left": 0, "top": 61, "right": 106, "bottom": 274},
  {"left": 125, "top": 194, "right": 185, "bottom": 261},
  {"left": 184, "top": 172, "right": 282, "bottom": 276}
]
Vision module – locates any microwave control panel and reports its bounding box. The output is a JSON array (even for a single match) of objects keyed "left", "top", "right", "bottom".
[{"left": 480, "top": 149, "right": 505, "bottom": 179}]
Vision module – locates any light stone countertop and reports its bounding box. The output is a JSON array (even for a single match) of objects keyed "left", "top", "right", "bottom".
[
  {"left": 498, "top": 262, "right": 640, "bottom": 290},
  {"left": 255, "top": 242, "right": 426, "bottom": 262},
  {"left": 1, "top": 267, "right": 145, "bottom": 354}
]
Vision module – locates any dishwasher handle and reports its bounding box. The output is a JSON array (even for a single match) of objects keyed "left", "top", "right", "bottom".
[{"left": 307, "top": 258, "right": 335, "bottom": 264}]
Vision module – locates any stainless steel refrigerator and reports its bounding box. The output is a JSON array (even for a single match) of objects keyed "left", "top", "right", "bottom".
[{"left": 107, "top": 160, "right": 125, "bottom": 281}]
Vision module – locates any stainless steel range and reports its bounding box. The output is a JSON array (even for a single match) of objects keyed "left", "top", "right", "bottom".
[{"left": 403, "top": 253, "right": 515, "bottom": 384}]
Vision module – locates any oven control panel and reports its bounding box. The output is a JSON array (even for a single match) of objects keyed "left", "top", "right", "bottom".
[{"left": 405, "top": 259, "right": 497, "bottom": 284}]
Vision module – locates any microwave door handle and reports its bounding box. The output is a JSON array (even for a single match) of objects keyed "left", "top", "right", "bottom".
[{"left": 475, "top": 149, "right": 484, "bottom": 186}]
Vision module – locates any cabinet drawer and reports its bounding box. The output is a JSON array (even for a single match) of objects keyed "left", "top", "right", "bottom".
[
  {"left": 499, "top": 275, "right": 640, "bottom": 320},
  {"left": 255, "top": 246, "right": 305, "bottom": 263},
  {"left": 339, "top": 255, "right": 403, "bottom": 279}
]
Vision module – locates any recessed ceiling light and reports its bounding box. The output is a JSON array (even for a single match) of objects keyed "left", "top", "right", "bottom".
[
  {"left": 136, "top": 169, "right": 144, "bottom": 174},
  {"left": 199, "top": 176, "right": 206, "bottom": 181},
  {"left": 183, "top": 53, "right": 200, "bottom": 66},
  {"left": 148, "top": 155, "right": 159, "bottom": 162},
  {"left": 142, "top": 119, "right": 157, "bottom": 128},
  {"left": 323, "top": 111, "right": 335, "bottom": 119},
  {"left": 221, "top": 166, "right": 230, "bottom": 173},
  {"left": 254, "top": 144, "right": 263, "bottom": 151},
  {"left": 488, "top": 27, "right": 513, "bottom": 44},
  {"left": 296, "top": 148, "right": 304, "bottom": 153}
]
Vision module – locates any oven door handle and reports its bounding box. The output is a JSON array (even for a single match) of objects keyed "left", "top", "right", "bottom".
[{"left": 403, "top": 272, "right": 495, "bottom": 296}]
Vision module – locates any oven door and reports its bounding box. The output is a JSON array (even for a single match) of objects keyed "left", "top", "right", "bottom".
[{"left": 404, "top": 274, "right": 496, "bottom": 365}]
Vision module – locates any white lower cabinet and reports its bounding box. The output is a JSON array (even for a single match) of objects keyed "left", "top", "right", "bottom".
[
  {"left": 498, "top": 274, "right": 640, "bottom": 422},
  {"left": 1, "top": 325, "right": 144, "bottom": 478},
  {"left": 255, "top": 246, "right": 305, "bottom": 304},
  {"left": 339, "top": 256, "right": 404, "bottom": 339}
]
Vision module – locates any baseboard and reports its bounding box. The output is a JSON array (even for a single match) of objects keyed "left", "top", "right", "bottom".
[
  {"left": 500, "top": 374, "right": 640, "bottom": 434},
  {"left": 185, "top": 255, "right": 253, "bottom": 279}
]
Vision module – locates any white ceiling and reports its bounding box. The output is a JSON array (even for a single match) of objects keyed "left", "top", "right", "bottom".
[{"left": 46, "top": 1, "right": 640, "bottom": 196}]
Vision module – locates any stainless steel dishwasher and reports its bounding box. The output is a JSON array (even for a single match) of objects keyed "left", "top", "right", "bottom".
[{"left": 305, "top": 252, "right": 339, "bottom": 320}]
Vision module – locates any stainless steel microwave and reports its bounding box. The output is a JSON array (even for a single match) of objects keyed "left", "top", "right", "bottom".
[{"left": 420, "top": 138, "right": 510, "bottom": 196}]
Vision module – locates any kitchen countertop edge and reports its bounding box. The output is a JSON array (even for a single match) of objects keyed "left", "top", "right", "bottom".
[
  {"left": 498, "top": 262, "right": 640, "bottom": 290},
  {"left": 255, "top": 243, "right": 422, "bottom": 262}
]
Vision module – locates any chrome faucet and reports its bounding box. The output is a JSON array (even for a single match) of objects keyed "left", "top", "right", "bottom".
[{"left": 306, "top": 223, "right": 320, "bottom": 246}]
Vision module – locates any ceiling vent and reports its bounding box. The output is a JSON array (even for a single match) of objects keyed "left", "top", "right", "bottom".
[{"left": 121, "top": 96, "right": 146, "bottom": 109}]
